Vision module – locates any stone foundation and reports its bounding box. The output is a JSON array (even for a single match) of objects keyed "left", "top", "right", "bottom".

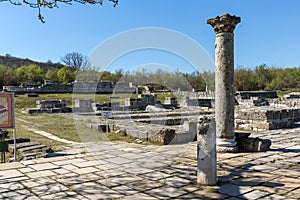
[{"left": 235, "top": 107, "right": 300, "bottom": 131}]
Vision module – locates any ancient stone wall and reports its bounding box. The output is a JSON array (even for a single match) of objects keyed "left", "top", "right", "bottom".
[
  {"left": 236, "top": 91, "right": 278, "bottom": 99},
  {"left": 4, "top": 81, "right": 137, "bottom": 94},
  {"left": 235, "top": 108, "right": 300, "bottom": 131},
  {"left": 181, "top": 97, "right": 213, "bottom": 108}
]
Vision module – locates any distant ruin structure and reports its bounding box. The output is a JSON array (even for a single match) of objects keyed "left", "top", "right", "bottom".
[{"left": 25, "top": 100, "right": 71, "bottom": 114}]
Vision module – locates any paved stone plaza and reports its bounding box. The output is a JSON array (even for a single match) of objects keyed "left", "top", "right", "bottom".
[{"left": 0, "top": 127, "right": 299, "bottom": 199}]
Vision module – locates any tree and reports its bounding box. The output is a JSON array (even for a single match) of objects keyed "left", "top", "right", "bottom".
[
  {"left": 234, "top": 68, "right": 257, "bottom": 91},
  {"left": 61, "top": 52, "right": 85, "bottom": 71},
  {"left": 15, "top": 64, "right": 44, "bottom": 84},
  {"left": 0, "top": 65, "right": 6, "bottom": 87},
  {"left": 1, "top": 0, "right": 118, "bottom": 23},
  {"left": 57, "top": 66, "right": 75, "bottom": 83},
  {"left": 45, "top": 69, "right": 59, "bottom": 83},
  {"left": 3, "top": 68, "right": 17, "bottom": 86},
  {"left": 255, "top": 64, "right": 272, "bottom": 90}
]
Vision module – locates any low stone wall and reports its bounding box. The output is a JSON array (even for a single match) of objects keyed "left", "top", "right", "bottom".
[
  {"left": 107, "top": 109, "right": 214, "bottom": 144},
  {"left": 235, "top": 107, "right": 300, "bottom": 131},
  {"left": 236, "top": 91, "right": 278, "bottom": 99},
  {"left": 4, "top": 81, "right": 137, "bottom": 94},
  {"left": 180, "top": 97, "right": 213, "bottom": 108}
]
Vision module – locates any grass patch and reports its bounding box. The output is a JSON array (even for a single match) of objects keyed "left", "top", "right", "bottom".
[
  {"left": 107, "top": 131, "right": 137, "bottom": 143},
  {"left": 276, "top": 88, "right": 300, "bottom": 97},
  {"left": 17, "top": 113, "right": 81, "bottom": 142}
]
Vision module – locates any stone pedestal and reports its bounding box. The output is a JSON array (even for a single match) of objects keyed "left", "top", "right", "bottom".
[
  {"left": 207, "top": 14, "right": 240, "bottom": 152},
  {"left": 216, "top": 139, "right": 238, "bottom": 153},
  {"left": 197, "top": 117, "right": 216, "bottom": 185}
]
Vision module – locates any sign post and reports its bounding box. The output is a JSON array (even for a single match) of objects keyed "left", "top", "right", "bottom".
[{"left": 0, "top": 93, "right": 16, "bottom": 161}]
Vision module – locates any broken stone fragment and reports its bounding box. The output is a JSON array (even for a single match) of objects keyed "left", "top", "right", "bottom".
[
  {"left": 116, "top": 129, "right": 127, "bottom": 136},
  {"left": 148, "top": 128, "right": 175, "bottom": 145},
  {"left": 237, "top": 137, "right": 271, "bottom": 152}
]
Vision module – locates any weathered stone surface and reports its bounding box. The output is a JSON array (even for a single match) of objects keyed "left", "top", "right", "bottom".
[
  {"left": 197, "top": 116, "right": 216, "bottom": 185},
  {"left": 86, "top": 124, "right": 110, "bottom": 132},
  {"left": 148, "top": 128, "right": 176, "bottom": 145},
  {"left": 25, "top": 99, "right": 71, "bottom": 114},
  {"left": 207, "top": 14, "right": 241, "bottom": 34},
  {"left": 234, "top": 132, "right": 251, "bottom": 139},
  {"left": 236, "top": 91, "right": 278, "bottom": 99},
  {"left": 253, "top": 96, "right": 270, "bottom": 106},
  {"left": 208, "top": 14, "right": 240, "bottom": 141},
  {"left": 0, "top": 127, "right": 300, "bottom": 199},
  {"left": 235, "top": 108, "right": 300, "bottom": 130},
  {"left": 237, "top": 137, "right": 271, "bottom": 152},
  {"left": 115, "top": 129, "right": 127, "bottom": 136},
  {"left": 217, "top": 145, "right": 239, "bottom": 153},
  {"left": 145, "top": 105, "right": 166, "bottom": 112},
  {"left": 73, "top": 99, "right": 93, "bottom": 112}
]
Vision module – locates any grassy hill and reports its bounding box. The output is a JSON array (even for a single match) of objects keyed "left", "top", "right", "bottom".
[{"left": 0, "top": 55, "right": 64, "bottom": 71}]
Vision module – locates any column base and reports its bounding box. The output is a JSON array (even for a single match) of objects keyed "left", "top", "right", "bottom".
[{"left": 217, "top": 139, "right": 239, "bottom": 153}]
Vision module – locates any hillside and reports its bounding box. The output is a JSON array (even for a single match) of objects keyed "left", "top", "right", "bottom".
[{"left": 0, "top": 55, "right": 65, "bottom": 71}]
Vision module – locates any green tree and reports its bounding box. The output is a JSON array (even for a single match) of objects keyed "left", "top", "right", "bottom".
[
  {"left": 112, "top": 69, "right": 124, "bottom": 82},
  {"left": 266, "top": 67, "right": 300, "bottom": 90},
  {"left": 234, "top": 68, "right": 258, "bottom": 91},
  {"left": 255, "top": 64, "right": 272, "bottom": 90},
  {"left": 0, "top": 65, "right": 6, "bottom": 87},
  {"left": 45, "top": 69, "right": 59, "bottom": 83},
  {"left": 15, "top": 64, "right": 44, "bottom": 83},
  {"left": 4, "top": 68, "right": 18, "bottom": 86},
  {"left": 99, "top": 71, "right": 113, "bottom": 81},
  {"left": 185, "top": 71, "right": 207, "bottom": 91},
  {"left": 201, "top": 71, "right": 215, "bottom": 91},
  {"left": 57, "top": 66, "right": 75, "bottom": 83}
]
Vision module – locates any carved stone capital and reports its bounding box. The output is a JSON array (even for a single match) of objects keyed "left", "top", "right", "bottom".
[{"left": 207, "top": 14, "right": 241, "bottom": 34}]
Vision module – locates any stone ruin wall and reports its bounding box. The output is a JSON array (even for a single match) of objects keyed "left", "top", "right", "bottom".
[
  {"left": 235, "top": 108, "right": 300, "bottom": 131},
  {"left": 4, "top": 81, "right": 136, "bottom": 94}
]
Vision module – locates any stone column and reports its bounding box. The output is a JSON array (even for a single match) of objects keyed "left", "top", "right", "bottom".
[{"left": 207, "top": 14, "right": 240, "bottom": 152}]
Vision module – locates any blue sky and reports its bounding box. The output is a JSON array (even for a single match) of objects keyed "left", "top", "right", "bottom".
[{"left": 0, "top": 0, "right": 299, "bottom": 73}]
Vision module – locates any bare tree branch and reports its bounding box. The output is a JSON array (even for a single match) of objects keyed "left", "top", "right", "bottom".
[
  {"left": 1, "top": 0, "right": 118, "bottom": 23},
  {"left": 61, "top": 52, "right": 86, "bottom": 71}
]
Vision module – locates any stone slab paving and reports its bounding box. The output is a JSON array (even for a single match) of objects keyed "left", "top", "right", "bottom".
[{"left": 0, "top": 127, "right": 299, "bottom": 199}]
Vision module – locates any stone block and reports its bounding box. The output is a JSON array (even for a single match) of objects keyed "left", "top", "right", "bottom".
[
  {"left": 234, "top": 132, "right": 251, "bottom": 139},
  {"left": 148, "top": 128, "right": 176, "bottom": 145},
  {"left": 273, "top": 110, "right": 281, "bottom": 120},
  {"left": 25, "top": 93, "right": 39, "bottom": 97},
  {"left": 237, "top": 137, "right": 271, "bottom": 152},
  {"left": 95, "top": 124, "right": 110, "bottom": 132},
  {"left": 26, "top": 108, "right": 42, "bottom": 114},
  {"left": 86, "top": 124, "right": 110, "bottom": 132},
  {"left": 265, "top": 110, "right": 274, "bottom": 121},
  {"left": 251, "top": 121, "right": 271, "bottom": 130}
]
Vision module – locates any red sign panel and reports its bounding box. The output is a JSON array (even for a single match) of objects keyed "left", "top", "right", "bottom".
[{"left": 0, "top": 93, "right": 14, "bottom": 128}]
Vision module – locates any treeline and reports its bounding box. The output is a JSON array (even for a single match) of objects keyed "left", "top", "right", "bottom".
[
  {"left": 0, "top": 64, "right": 76, "bottom": 87},
  {"left": 1, "top": 63, "right": 300, "bottom": 92},
  {"left": 234, "top": 64, "right": 300, "bottom": 91},
  {"left": 76, "top": 69, "right": 213, "bottom": 91}
]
